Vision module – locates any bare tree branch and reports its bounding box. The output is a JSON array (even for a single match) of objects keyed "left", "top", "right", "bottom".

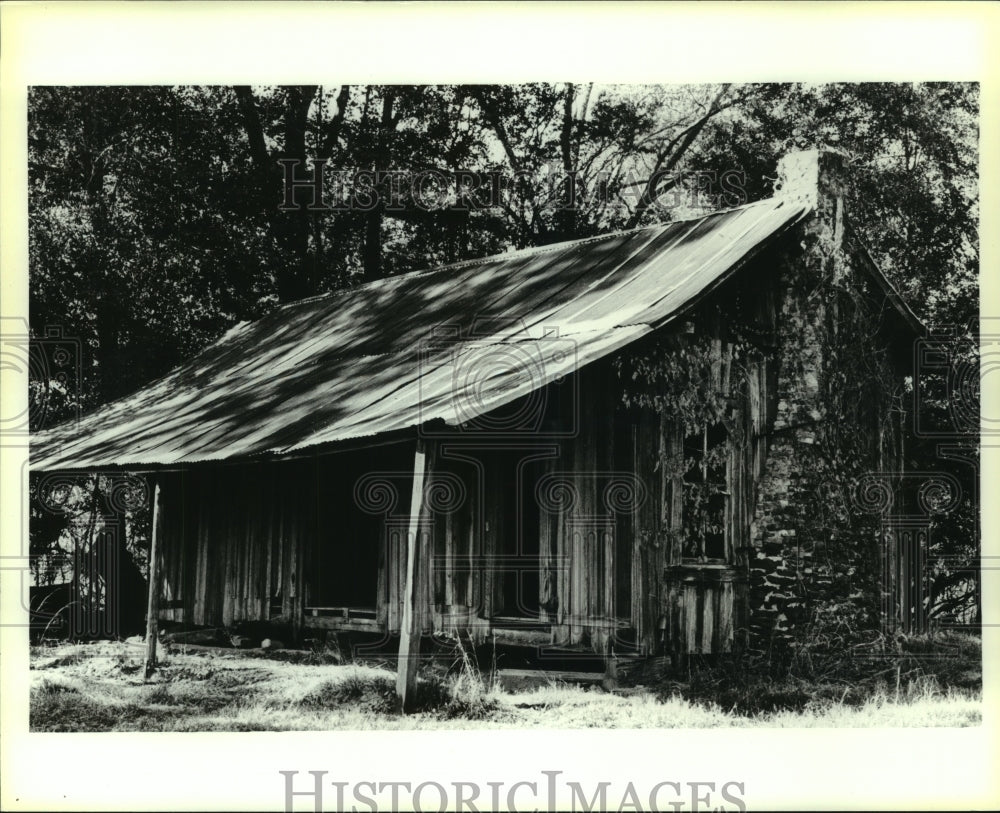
[{"left": 625, "top": 84, "right": 733, "bottom": 229}]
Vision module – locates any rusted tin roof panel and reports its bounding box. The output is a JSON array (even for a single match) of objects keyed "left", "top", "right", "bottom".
[{"left": 31, "top": 198, "right": 809, "bottom": 471}]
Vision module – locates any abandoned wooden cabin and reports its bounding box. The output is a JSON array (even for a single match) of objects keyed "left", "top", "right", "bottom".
[{"left": 31, "top": 149, "right": 923, "bottom": 680}]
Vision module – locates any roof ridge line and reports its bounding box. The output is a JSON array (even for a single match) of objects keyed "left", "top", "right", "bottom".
[{"left": 275, "top": 197, "right": 786, "bottom": 311}]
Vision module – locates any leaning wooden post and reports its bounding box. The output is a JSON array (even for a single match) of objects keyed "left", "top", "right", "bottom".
[
  {"left": 396, "top": 437, "right": 430, "bottom": 713},
  {"left": 143, "top": 478, "right": 163, "bottom": 680}
]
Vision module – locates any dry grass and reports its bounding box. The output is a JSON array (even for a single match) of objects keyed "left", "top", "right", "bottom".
[{"left": 28, "top": 639, "right": 981, "bottom": 732}]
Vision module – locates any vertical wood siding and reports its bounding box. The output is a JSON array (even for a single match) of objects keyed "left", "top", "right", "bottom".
[{"left": 154, "top": 292, "right": 781, "bottom": 658}]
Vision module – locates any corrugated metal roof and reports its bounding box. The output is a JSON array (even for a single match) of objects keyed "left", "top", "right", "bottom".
[{"left": 30, "top": 197, "right": 811, "bottom": 471}]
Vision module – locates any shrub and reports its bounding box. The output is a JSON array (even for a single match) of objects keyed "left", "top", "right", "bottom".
[{"left": 656, "top": 604, "right": 981, "bottom": 716}]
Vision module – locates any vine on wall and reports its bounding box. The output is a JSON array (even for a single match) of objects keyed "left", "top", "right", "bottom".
[
  {"left": 613, "top": 313, "right": 761, "bottom": 562},
  {"left": 754, "top": 237, "right": 907, "bottom": 642},
  {"left": 611, "top": 241, "right": 908, "bottom": 640}
]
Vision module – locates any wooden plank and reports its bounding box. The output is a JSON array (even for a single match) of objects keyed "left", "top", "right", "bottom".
[
  {"left": 172, "top": 471, "right": 187, "bottom": 623},
  {"left": 718, "top": 581, "right": 734, "bottom": 651},
  {"left": 481, "top": 451, "right": 496, "bottom": 621},
  {"left": 468, "top": 466, "right": 480, "bottom": 620},
  {"left": 422, "top": 502, "right": 434, "bottom": 635},
  {"left": 396, "top": 438, "right": 431, "bottom": 713},
  {"left": 290, "top": 478, "right": 303, "bottom": 644},
  {"left": 210, "top": 476, "right": 225, "bottom": 625},
  {"left": 576, "top": 389, "right": 597, "bottom": 643},
  {"left": 230, "top": 476, "right": 241, "bottom": 621},
  {"left": 614, "top": 413, "right": 633, "bottom": 627},
  {"left": 459, "top": 473, "right": 474, "bottom": 612},
  {"left": 684, "top": 584, "right": 698, "bottom": 655},
  {"left": 200, "top": 473, "right": 213, "bottom": 626},
  {"left": 721, "top": 341, "right": 732, "bottom": 395},
  {"left": 710, "top": 336, "right": 723, "bottom": 390},
  {"left": 604, "top": 526, "right": 614, "bottom": 632},
  {"left": 630, "top": 423, "right": 642, "bottom": 637},
  {"left": 603, "top": 383, "right": 619, "bottom": 630},
  {"left": 157, "top": 475, "right": 174, "bottom": 623},
  {"left": 230, "top": 475, "right": 242, "bottom": 622},
  {"left": 491, "top": 627, "right": 552, "bottom": 647},
  {"left": 587, "top": 393, "right": 600, "bottom": 632},
  {"left": 538, "top": 454, "right": 555, "bottom": 624},
  {"left": 227, "top": 477, "right": 240, "bottom": 625},
  {"left": 701, "top": 586, "right": 715, "bottom": 653},
  {"left": 279, "top": 490, "right": 290, "bottom": 622},
  {"left": 303, "top": 615, "right": 383, "bottom": 631},
  {"left": 662, "top": 414, "right": 684, "bottom": 566},
  {"left": 220, "top": 478, "right": 233, "bottom": 627},
  {"left": 193, "top": 477, "right": 207, "bottom": 625},
  {"left": 242, "top": 469, "right": 254, "bottom": 619},
  {"left": 729, "top": 433, "right": 740, "bottom": 566},
  {"left": 640, "top": 409, "right": 662, "bottom": 653},
  {"left": 143, "top": 479, "right": 163, "bottom": 680},
  {"left": 375, "top": 521, "right": 389, "bottom": 628},
  {"left": 387, "top": 525, "right": 402, "bottom": 633},
  {"left": 664, "top": 580, "right": 681, "bottom": 664},
  {"left": 497, "top": 668, "right": 604, "bottom": 690},
  {"left": 554, "top": 440, "right": 570, "bottom": 640},
  {"left": 444, "top": 492, "right": 454, "bottom": 607},
  {"left": 253, "top": 474, "right": 266, "bottom": 620},
  {"left": 263, "top": 471, "right": 274, "bottom": 619}
]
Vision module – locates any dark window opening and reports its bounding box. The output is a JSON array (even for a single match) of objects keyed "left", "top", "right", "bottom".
[
  {"left": 306, "top": 443, "right": 411, "bottom": 612},
  {"left": 310, "top": 505, "right": 383, "bottom": 610}
]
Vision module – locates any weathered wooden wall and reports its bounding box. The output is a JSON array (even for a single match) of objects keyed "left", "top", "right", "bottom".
[
  {"left": 653, "top": 267, "right": 781, "bottom": 657},
  {"left": 157, "top": 444, "right": 415, "bottom": 636},
  {"left": 545, "top": 363, "right": 638, "bottom": 651},
  {"left": 157, "top": 460, "right": 306, "bottom": 632},
  {"left": 153, "top": 345, "right": 765, "bottom": 658},
  {"left": 654, "top": 347, "right": 770, "bottom": 657},
  {"left": 424, "top": 363, "right": 645, "bottom": 652},
  {"left": 154, "top": 272, "right": 791, "bottom": 659}
]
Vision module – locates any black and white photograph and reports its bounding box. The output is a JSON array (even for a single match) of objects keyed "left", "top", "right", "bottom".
[{"left": 1, "top": 3, "right": 997, "bottom": 812}]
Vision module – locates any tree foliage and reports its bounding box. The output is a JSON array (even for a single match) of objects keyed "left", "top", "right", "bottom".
[{"left": 30, "top": 83, "right": 978, "bottom": 405}]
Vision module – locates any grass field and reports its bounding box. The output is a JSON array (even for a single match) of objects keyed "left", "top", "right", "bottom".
[{"left": 28, "top": 638, "right": 982, "bottom": 731}]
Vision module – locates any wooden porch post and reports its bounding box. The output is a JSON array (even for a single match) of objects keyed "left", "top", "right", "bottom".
[
  {"left": 396, "top": 437, "right": 431, "bottom": 713},
  {"left": 143, "top": 478, "right": 163, "bottom": 680}
]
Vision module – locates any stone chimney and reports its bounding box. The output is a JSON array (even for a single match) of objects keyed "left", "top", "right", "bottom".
[
  {"left": 775, "top": 148, "right": 850, "bottom": 282},
  {"left": 749, "top": 149, "right": 858, "bottom": 644}
]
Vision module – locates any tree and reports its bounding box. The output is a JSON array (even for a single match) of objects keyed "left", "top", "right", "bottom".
[
  {"left": 464, "top": 83, "right": 744, "bottom": 246},
  {"left": 30, "top": 86, "right": 287, "bottom": 405}
]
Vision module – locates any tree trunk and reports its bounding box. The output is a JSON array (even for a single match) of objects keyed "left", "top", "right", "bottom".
[
  {"left": 277, "top": 86, "right": 319, "bottom": 300},
  {"left": 555, "top": 83, "right": 577, "bottom": 240},
  {"left": 235, "top": 85, "right": 319, "bottom": 302},
  {"left": 363, "top": 91, "right": 395, "bottom": 282}
]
